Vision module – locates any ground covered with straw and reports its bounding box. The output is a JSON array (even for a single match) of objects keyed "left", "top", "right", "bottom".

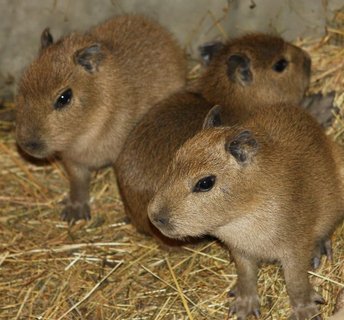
[{"left": 1, "top": 30, "right": 344, "bottom": 320}]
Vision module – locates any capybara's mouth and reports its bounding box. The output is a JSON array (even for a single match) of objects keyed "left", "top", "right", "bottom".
[{"left": 154, "top": 223, "right": 185, "bottom": 239}]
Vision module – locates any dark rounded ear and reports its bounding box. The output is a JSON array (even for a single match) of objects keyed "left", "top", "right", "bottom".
[
  {"left": 198, "top": 41, "right": 224, "bottom": 66},
  {"left": 74, "top": 44, "right": 105, "bottom": 73},
  {"left": 225, "top": 130, "right": 258, "bottom": 164},
  {"left": 227, "top": 53, "right": 253, "bottom": 86},
  {"left": 202, "top": 105, "right": 224, "bottom": 129},
  {"left": 40, "top": 28, "right": 53, "bottom": 50}
]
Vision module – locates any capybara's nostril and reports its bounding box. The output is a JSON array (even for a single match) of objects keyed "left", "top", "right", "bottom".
[
  {"left": 153, "top": 213, "right": 169, "bottom": 226},
  {"left": 151, "top": 207, "right": 170, "bottom": 228},
  {"left": 18, "top": 138, "right": 48, "bottom": 158},
  {"left": 23, "top": 140, "right": 45, "bottom": 152}
]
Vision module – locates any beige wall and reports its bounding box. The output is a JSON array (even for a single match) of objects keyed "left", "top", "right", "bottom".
[{"left": 0, "top": 0, "right": 343, "bottom": 95}]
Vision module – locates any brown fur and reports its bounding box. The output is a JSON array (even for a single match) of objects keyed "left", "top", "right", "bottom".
[
  {"left": 16, "top": 15, "right": 186, "bottom": 222},
  {"left": 115, "top": 33, "right": 311, "bottom": 240},
  {"left": 197, "top": 33, "right": 311, "bottom": 111},
  {"left": 148, "top": 103, "right": 344, "bottom": 319},
  {"left": 115, "top": 92, "right": 212, "bottom": 242}
]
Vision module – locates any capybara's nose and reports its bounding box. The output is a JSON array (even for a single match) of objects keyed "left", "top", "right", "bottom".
[
  {"left": 18, "top": 138, "right": 47, "bottom": 158},
  {"left": 22, "top": 140, "right": 45, "bottom": 153},
  {"left": 152, "top": 213, "right": 170, "bottom": 227},
  {"left": 150, "top": 207, "right": 170, "bottom": 228}
]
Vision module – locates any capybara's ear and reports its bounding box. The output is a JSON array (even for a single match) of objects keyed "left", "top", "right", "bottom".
[
  {"left": 226, "top": 130, "right": 258, "bottom": 164},
  {"left": 198, "top": 41, "right": 224, "bottom": 65},
  {"left": 227, "top": 53, "right": 253, "bottom": 86},
  {"left": 40, "top": 28, "right": 54, "bottom": 50},
  {"left": 74, "top": 44, "right": 105, "bottom": 73},
  {"left": 202, "top": 105, "right": 223, "bottom": 129}
]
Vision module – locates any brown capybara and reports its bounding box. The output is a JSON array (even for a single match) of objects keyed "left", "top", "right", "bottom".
[
  {"left": 197, "top": 33, "right": 311, "bottom": 115},
  {"left": 16, "top": 15, "right": 186, "bottom": 222},
  {"left": 115, "top": 33, "right": 311, "bottom": 243},
  {"left": 148, "top": 104, "right": 344, "bottom": 320}
]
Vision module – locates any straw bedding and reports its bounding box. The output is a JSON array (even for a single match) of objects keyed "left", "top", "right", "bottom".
[{"left": 0, "top": 20, "right": 343, "bottom": 320}]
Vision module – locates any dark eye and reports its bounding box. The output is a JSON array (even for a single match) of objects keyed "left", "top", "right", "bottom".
[
  {"left": 193, "top": 175, "right": 216, "bottom": 192},
  {"left": 273, "top": 59, "right": 289, "bottom": 73},
  {"left": 54, "top": 88, "right": 73, "bottom": 110}
]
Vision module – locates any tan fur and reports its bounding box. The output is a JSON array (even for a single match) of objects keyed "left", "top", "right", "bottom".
[
  {"left": 329, "top": 309, "right": 344, "bottom": 320},
  {"left": 16, "top": 15, "right": 186, "bottom": 221},
  {"left": 115, "top": 33, "right": 311, "bottom": 240},
  {"left": 148, "top": 104, "right": 344, "bottom": 319}
]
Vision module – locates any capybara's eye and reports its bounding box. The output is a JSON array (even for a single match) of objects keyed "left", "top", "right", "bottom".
[
  {"left": 54, "top": 88, "right": 73, "bottom": 110},
  {"left": 193, "top": 175, "right": 216, "bottom": 192},
  {"left": 273, "top": 58, "right": 289, "bottom": 73}
]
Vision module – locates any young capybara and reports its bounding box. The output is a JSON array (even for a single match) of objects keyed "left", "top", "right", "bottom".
[
  {"left": 15, "top": 15, "right": 186, "bottom": 222},
  {"left": 115, "top": 33, "right": 311, "bottom": 242},
  {"left": 197, "top": 34, "right": 311, "bottom": 113},
  {"left": 148, "top": 104, "right": 344, "bottom": 320}
]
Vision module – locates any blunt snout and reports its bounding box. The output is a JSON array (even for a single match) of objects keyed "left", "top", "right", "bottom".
[
  {"left": 16, "top": 127, "right": 48, "bottom": 158},
  {"left": 18, "top": 138, "right": 48, "bottom": 158},
  {"left": 22, "top": 140, "right": 45, "bottom": 153},
  {"left": 16, "top": 121, "right": 50, "bottom": 158},
  {"left": 148, "top": 205, "right": 171, "bottom": 229}
]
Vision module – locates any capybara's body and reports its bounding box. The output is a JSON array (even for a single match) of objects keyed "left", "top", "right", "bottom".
[
  {"left": 116, "top": 92, "right": 212, "bottom": 238},
  {"left": 115, "top": 33, "right": 311, "bottom": 240},
  {"left": 148, "top": 103, "right": 344, "bottom": 319},
  {"left": 16, "top": 15, "right": 186, "bottom": 222}
]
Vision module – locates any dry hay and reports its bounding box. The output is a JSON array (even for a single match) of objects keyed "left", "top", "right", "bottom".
[{"left": 1, "top": 29, "right": 344, "bottom": 320}]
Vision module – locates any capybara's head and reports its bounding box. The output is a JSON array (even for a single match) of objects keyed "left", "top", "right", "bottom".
[
  {"left": 199, "top": 34, "right": 311, "bottom": 107},
  {"left": 148, "top": 106, "right": 264, "bottom": 239},
  {"left": 16, "top": 29, "right": 112, "bottom": 159}
]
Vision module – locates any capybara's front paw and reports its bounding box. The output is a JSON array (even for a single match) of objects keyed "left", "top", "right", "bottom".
[
  {"left": 228, "top": 292, "right": 260, "bottom": 319},
  {"left": 289, "top": 303, "right": 322, "bottom": 320},
  {"left": 60, "top": 201, "right": 91, "bottom": 223},
  {"left": 310, "top": 290, "right": 325, "bottom": 305},
  {"left": 311, "top": 237, "right": 332, "bottom": 269}
]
